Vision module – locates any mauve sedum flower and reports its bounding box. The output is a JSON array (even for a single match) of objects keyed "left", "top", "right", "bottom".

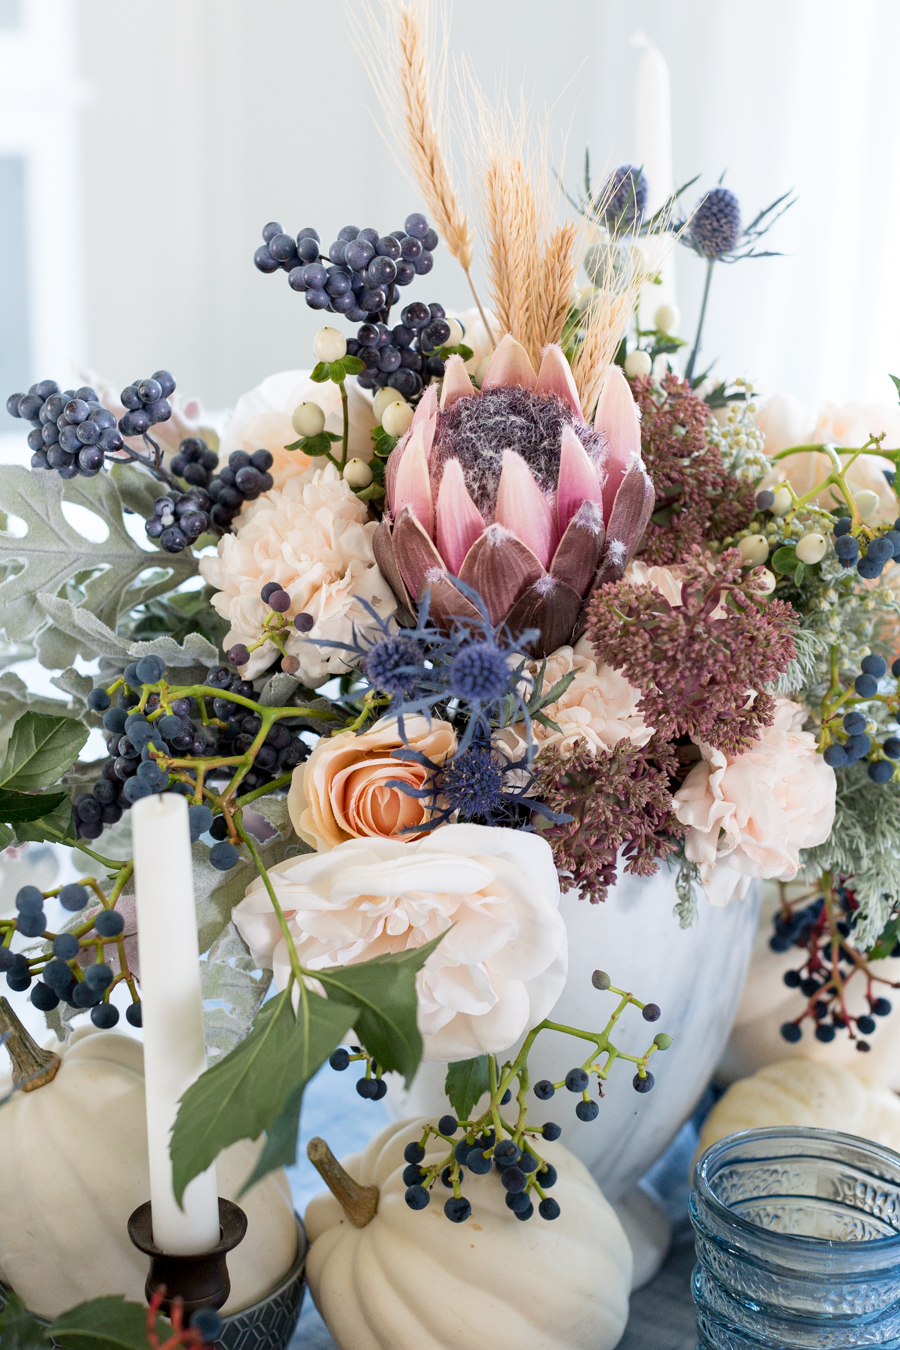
[
  {"left": 232, "top": 823, "right": 568, "bottom": 1062},
  {"left": 199, "top": 462, "right": 396, "bottom": 685},
  {"left": 375, "top": 334, "right": 655, "bottom": 657}
]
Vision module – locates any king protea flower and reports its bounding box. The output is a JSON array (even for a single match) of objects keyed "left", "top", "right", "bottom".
[{"left": 374, "top": 334, "right": 655, "bottom": 656}]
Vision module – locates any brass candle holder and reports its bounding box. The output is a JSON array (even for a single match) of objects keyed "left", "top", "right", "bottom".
[{"left": 127, "top": 1199, "right": 247, "bottom": 1319}]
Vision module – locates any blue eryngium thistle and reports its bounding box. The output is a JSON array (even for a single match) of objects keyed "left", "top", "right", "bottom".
[
  {"left": 689, "top": 187, "right": 741, "bottom": 259},
  {"left": 601, "top": 164, "right": 648, "bottom": 232}
]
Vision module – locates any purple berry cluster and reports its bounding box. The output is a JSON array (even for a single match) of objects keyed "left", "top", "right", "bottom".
[
  {"left": 144, "top": 444, "right": 275, "bottom": 554},
  {"left": 349, "top": 301, "right": 452, "bottom": 399},
  {"left": 8, "top": 380, "right": 124, "bottom": 479}
]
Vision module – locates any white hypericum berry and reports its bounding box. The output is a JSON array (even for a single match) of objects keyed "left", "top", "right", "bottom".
[
  {"left": 854, "top": 489, "right": 880, "bottom": 521},
  {"left": 654, "top": 303, "right": 680, "bottom": 335},
  {"left": 738, "top": 533, "right": 770, "bottom": 566},
  {"left": 771, "top": 486, "right": 793, "bottom": 516},
  {"left": 473, "top": 355, "right": 491, "bottom": 387},
  {"left": 624, "top": 349, "right": 652, "bottom": 378},
  {"left": 292, "top": 402, "right": 326, "bottom": 437},
  {"left": 382, "top": 400, "right": 414, "bottom": 438},
  {"left": 795, "top": 532, "right": 827, "bottom": 564},
  {"left": 342, "top": 458, "right": 373, "bottom": 489},
  {"left": 444, "top": 317, "right": 465, "bottom": 346},
  {"left": 313, "top": 327, "right": 347, "bottom": 363},
  {"left": 373, "top": 386, "right": 405, "bottom": 421}
]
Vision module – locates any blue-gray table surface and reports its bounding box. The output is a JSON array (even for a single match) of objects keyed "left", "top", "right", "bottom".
[{"left": 285, "top": 1064, "right": 700, "bottom": 1349}]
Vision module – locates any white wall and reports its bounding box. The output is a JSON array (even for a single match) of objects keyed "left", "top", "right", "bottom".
[{"left": 66, "top": 0, "right": 900, "bottom": 416}]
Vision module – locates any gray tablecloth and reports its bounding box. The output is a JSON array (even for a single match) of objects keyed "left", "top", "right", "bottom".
[{"left": 286, "top": 1065, "right": 701, "bottom": 1349}]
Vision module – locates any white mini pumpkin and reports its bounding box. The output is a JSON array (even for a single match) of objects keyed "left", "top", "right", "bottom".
[
  {"left": 305, "top": 1116, "right": 632, "bottom": 1350},
  {"left": 720, "top": 890, "right": 900, "bottom": 1089},
  {"left": 0, "top": 1027, "right": 298, "bottom": 1319},
  {"left": 698, "top": 1058, "right": 900, "bottom": 1159}
]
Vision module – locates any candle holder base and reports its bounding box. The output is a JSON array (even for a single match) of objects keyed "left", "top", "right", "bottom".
[{"left": 127, "top": 1198, "right": 248, "bottom": 1318}]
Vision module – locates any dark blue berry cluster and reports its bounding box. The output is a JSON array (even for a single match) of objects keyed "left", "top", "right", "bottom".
[
  {"left": 0, "top": 883, "right": 141, "bottom": 1029},
  {"left": 349, "top": 301, "right": 452, "bottom": 399},
  {"left": 833, "top": 515, "right": 900, "bottom": 577},
  {"left": 117, "top": 372, "right": 176, "bottom": 439},
  {"left": 8, "top": 380, "right": 123, "bottom": 479},
  {"left": 774, "top": 886, "right": 898, "bottom": 1051},
  {"left": 144, "top": 445, "right": 275, "bottom": 554},
  {"left": 822, "top": 657, "right": 900, "bottom": 782},
  {"left": 328, "top": 1045, "right": 388, "bottom": 1099}
]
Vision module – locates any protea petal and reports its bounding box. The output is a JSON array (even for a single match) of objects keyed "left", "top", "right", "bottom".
[
  {"left": 550, "top": 499, "right": 606, "bottom": 597},
  {"left": 373, "top": 519, "right": 416, "bottom": 625},
  {"left": 535, "top": 344, "right": 583, "bottom": 418},
  {"left": 435, "top": 458, "right": 487, "bottom": 574},
  {"left": 556, "top": 425, "right": 604, "bottom": 536},
  {"left": 424, "top": 574, "right": 484, "bottom": 630},
  {"left": 392, "top": 505, "right": 446, "bottom": 599},
  {"left": 458, "top": 523, "right": 544, "bottom": 627},
  {"left": 412, "top": 382, "right": 438, "bottom": 427},
  {"left": 594, "top": 365, "right": 641, "bottom": 518},
  {"left": 594, "top": 456, "right": 655, "bottom": 586},
  {"left": 481, "top": 334, "right": 537, "bottom": 392},
  {"left": 495, "top": 449, "right": 555, "bottom": 568},
  {"left": 394, "top": 426, "right": 434, "bottom": 536},
  {"left": 505, "top": 575, "right": 582, "bottom": 656},
  {"left": 440, "top": 354, "right": 476, "bottom": 409}
]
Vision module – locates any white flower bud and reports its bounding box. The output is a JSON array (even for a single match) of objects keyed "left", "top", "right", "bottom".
[
  {"left": 444, "top": 317, "right": 465, "bottom": 346},
  {"left": 738, "top": 534, "right": 770, "bottom": 566},
  {"left": 313, "top": 327, "right": 347, "bottom": 363},
  {"left": 382, "top": 400, "right": 414, "bottom": 438},
  {"left": 342, "top": 458, "right": 373, "bottom": 489},
  {"left": 854, "top": 489, "right": 880, "bottom": 521},
  {"left": 624, "top": 349, "right": 652, "bottom": 378},
  {"left": 373, "top": 386, "right": 404, "bottom": 421},
  {"left": 654, "top": 303, "right": 680, "bottom": 335},
  {"left": 292, "top": 402, "right": 326, "bottom": 438},
  {"left": 771, "top": 486, "right": 793, "bottom": 516},
  {"left": 795, "top": 532, "right": 827, "bottom": 565}
]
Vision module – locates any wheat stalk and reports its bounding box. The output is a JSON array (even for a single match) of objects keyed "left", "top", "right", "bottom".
[
  {"left": 538, "top": 221, "right": 579, "bottom": 353},
  {"left": 571, "top": 291, "right": 632, "bottom": 419}
]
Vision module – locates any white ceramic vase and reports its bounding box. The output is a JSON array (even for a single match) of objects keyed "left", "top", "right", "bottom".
[{"left": 389, "top": 863, "right": 759, "bottom": 1285}]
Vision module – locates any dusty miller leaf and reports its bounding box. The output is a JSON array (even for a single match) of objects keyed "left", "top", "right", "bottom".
[
  {"left": 194, "top": 832, "right": 307, "bottom": 954},
  {"left": 0, "top": 465, "right": 195, "bottom": 656},
  {"left": 202, "top": 921, "right": 272, "bottom": 1057},
  {"left": 128, "top": 631, "right": 219, "bottom": 667}
]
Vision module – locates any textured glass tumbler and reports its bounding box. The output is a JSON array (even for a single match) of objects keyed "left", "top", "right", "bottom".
[{"left": 690, "top": 1127, "right": 900, "bottom": 1349}]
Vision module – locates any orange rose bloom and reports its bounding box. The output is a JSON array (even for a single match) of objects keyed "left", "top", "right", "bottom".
[{"left": 288, "top": 716, "right": 456, "bottom": 851}]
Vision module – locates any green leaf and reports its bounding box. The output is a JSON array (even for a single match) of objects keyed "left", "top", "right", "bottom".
[
  {"left": 0, "top": 1286, "right": 50, "bottom": 1349},
  {"left": 315, "top": 934, "right": 444, "bottom": 1085},
  {"left": 868, "top": 913, "right": 900, "bottom": 961},
  {"left": 890, "top": 373, "right": 900, "bottom": 403},
  {"left": 170, "top": 987, "right": 355, "bottom": 1203},
  {"left": 310, "top": 361, "right": 330, "bottom": 383},
  {"left": 371, "top": 426, "right": 398, "bottom": 460},
  {"left": 0, "top": 822, "right": 14, "bottom": 849},
  {"left": 439, "top": 343, "right": 474, "bottom": 362},
  {"left": 0, "top": 465, "right": 196, "bottom": 659},
  {"left": 0, "top": 786, "right": 67, "bottom": 822},
  {"left": 444, "top": 1055, "right": 491, "bottom": 1120},
  {"left": 49, "top": 1296, "right": 168, "bottom": 1350},
  {"left": 237, "top": 1084, "right": 305, "bottom": 1194},
  {"left": 339, "top": 355, "right": 365, "bottom": 376},
  {"left": 1, "top": 712, "right": 89, "bottom": 790},
  {"left": 355, "top": 482, "right": 385, "bottom": 503},
  {"left": 771, "top": 545, "right": 800, "bottom": 575},
  {"left": 15, "top": 792, "right": 76, "bottom": 846}
]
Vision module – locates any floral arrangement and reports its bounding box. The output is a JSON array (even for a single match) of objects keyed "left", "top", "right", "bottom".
[{"left": 3, "top": 5, "right": 900, "bottom": 1336}]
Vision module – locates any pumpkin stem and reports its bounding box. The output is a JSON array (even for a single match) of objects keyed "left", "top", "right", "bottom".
[
  {"left": 0, "top": 996, "right": 62, "bottom": 1092},
  {"left": 307, "top": 1136, "right": 379, "bottom": 1228}
]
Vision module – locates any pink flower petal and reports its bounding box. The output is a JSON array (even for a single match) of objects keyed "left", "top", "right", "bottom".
[
  {"left": 556, "top": 424, "right": 604, "bottom": 536},
  {"left": 440, "top": 354, "right": 477, "bottom": 409},
  {"left": 481, "top": 334, "right": 537, "bottom": 391},
  {"left": 435, "top": 458, "right": 487, "bottom": 573},
  {"left": 393, "top": 426, "right": 434, "bottom": 537},
  {"left": 593, "top": 365, "right": 641, "bottom": 518},
  {"left": 535, "top": 344, "right": 583, "bottom": 417},
  {"left": 412, "top": 382, "right": 438, "bottom": 427},
  {"left": 495, "top": 449, "right": 555, "bottom": 568}
]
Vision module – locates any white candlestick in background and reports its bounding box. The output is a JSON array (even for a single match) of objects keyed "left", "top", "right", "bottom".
[
  {"left": 131, "top": 793, "right": 220, "bottom": 1255},
  {"left": 632, "top": 30, "right": 677, "bottom": 318}
]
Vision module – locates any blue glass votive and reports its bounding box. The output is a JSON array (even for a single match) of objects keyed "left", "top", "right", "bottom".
[{"left": 690, "top": 1127, "right": 900, "bottom": 1348}]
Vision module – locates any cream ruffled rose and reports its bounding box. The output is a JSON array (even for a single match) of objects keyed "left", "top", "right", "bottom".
[
  {"left": 199, "top": 462, "right": 396, "bottom": 684},
  {"left": 672, "top": 699, "right": 836, "bottom": 906},
  {"left": 232, "top": 824, "right": 568, "bottom": 1061},
  {"left": 219, "top": 369, "right": 376, "bottom": 490},
  {"left": 757, "top": 393, "right": 899, "bottom": 524},
  {"left": 497, "top": 638, "right": 651, "bottom": 761},
  {"left": 289, "top": 715, "right": 456, "bottom": 851}
]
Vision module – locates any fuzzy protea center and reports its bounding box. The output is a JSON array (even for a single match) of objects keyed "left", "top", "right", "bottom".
[{"left": 431, "top": 386, "right": 607, "bottom": 520}]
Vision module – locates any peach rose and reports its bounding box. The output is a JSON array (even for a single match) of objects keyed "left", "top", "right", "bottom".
[
  {"left": 219, "top": 369, "right": 377, "bottom": 491},
  {"left": 757, "top": 393, "right": 899, "bottom": 524},
  {"left": 496, "top": 638, "right": 651, "bottom": 762},
  {"left": 289, "top": 715, "right": 456, "bottom": 851},
  {"left": 672, "top": 699, "right": 836, "bottom": 907}
]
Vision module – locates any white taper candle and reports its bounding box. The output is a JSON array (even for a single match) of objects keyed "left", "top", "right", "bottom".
[
  {"left": 131, "top": 792, "right": 220, "bottom": 1254},
  {"left": 632, "top": 30, "right": 677, "bottom": 316}
]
